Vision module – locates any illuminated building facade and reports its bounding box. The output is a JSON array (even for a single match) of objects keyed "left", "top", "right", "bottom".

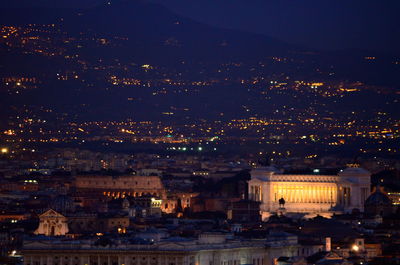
[
  {"left": 34, "top": 209, "right": 69, "bottom": 236},
  {"left": 75, "top": 175, "right": 166, "bottom": 199},
  {"left": 248, "top": 166, "right": 371, "bottom": 219},
  {"left": 75, "top": 175, "right": 198, "bottom": 215}
]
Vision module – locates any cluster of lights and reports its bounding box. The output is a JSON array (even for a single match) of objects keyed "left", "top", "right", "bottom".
[
  {"left": 24, "top": 180, "right": 38, "bottom": 183},
  {"left": 166, "top": 146, "right": 204, "bottom": 151}
]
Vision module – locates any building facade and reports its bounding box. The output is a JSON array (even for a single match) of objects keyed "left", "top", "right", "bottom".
[
  {"left": 34, "top": 209, "right": 69, "bottom": 236},
  {"left": 22, "top": 232, "right": 316, "bottom": 265},
  {"left": 248, "top": 165, "right": 370, "bottom": 219},
  {"left": 75, "top": 175, "right": 166, "bottom": 199}
]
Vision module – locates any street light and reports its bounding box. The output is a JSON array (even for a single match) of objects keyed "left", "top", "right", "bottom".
[{"left": 1, "top": 147, "right": 8, "bottom": 154}]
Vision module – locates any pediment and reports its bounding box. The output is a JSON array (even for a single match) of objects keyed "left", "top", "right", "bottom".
[
  {"left": 157, "top": 241, "right": 190, "bottom": 250},
  {"left": 39, "top": 209, "right": 66, "bottom": 219}
]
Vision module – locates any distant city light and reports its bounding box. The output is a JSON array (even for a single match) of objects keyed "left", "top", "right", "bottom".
[{"left": 1, "top": 147, "right": 8, "bottom": 154}]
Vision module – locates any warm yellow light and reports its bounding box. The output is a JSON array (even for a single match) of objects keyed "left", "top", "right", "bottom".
[
  {"left": 141, "top": 64, "right": 152, "bottom": 69},
  {"left": 352, "top": 245, "right": 359, "bottom": 252},
  {"left": 1, "top": 148, "right": 8, "bottom": 154}
]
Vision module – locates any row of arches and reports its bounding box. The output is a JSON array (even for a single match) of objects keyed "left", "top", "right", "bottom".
[{"left": 102, "top": 191, "right": 162, "bottom": 198}]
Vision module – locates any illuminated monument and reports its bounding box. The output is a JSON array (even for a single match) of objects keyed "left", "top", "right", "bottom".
[
  {"left": 248, "top": 165, "right": 371, "bottom": 219},
  {"left": 34, "top": 209, "right": 69, "bottom": 236},
  {"left": 75, "top": 175, "right": 166, "bottom": 198}
]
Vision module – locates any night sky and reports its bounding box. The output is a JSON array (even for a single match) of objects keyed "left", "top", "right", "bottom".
[
  {"left": 2, "top": 0, "right": 399, "bottom": 54},
  {"left": 152, "top": 0, "right": 400, "bottom": 54}
]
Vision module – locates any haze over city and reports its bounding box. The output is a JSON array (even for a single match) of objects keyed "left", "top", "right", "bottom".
[{"left": 0, "top": 1, "right": 399, "bottom": 265}]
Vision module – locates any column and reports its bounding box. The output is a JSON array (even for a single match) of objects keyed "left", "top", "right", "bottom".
[
  {"left": 300, "top": 186, "right": 304, "bottom": 203},
  {"left": 319, "top": 187, "right": 323, "bottom": 203},
  {"left": 326, "top": 187, "right": 329, "bottom": 203},
  {"left": 283, "top": 186, "right": 287, "bottom": 200},
  {"left": 334, "top": 187, "right": 337, "bottom": 204},
  {"left": 272, "top": 184, "right": 277, "bottom": 202},
  {"left": 321, "top": 187, "right": 324, "bottom": 203},
  {"left": 347, "top": 187, "right": 351, "bottom": 206},
  {"left": 306, "top": 187, "right": 309, "bottom": 203},
  {"left": 312, "top": 186, "right": 318, "bottom": 203},
  {"left": 291, "top": 187, "right": 295, "bottom": 203},
  {"left": 256, "top": 186, "right": 260, "bottom": 201},
  {"left": 318, "top": 187, "right": 322, "bottom": 203},
  {"left": 278, "top": 186, "right": 282, "bottom": 200},
  {"left": 309, "top": 187, "right": 313, "bottom": 203},
  {"left": 292, "top": 187, "right": 296, "bottom": 203},
  {"left": 326, "top": 187, "right": 330, "bottom": 203}
]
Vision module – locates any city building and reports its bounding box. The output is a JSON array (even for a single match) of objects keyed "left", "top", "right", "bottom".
[
  {"left": 364, "top": 186, "right": 396, "bottom": 217},
  {"left": 75, "top": 175, "right": 166, "bottom": 199},
  {"left": 248, "top": 165, "right": 371, "bottom": 219},
  {"left": 34, "top": 209, "right": 69, "bottom": 236},
  {"left": 23, "top": 232, "right": 307, "bottom": 265},
  {"left": 227, "top": 200, "right": 261, "bottom": 222}
]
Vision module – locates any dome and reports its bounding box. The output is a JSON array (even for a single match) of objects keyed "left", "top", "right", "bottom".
[
  {"left": 365, "top": 189, "right": 391, "bottom": 206},
  {"left": 50, "top": 194, "right": 76, "bottom": 214}
]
